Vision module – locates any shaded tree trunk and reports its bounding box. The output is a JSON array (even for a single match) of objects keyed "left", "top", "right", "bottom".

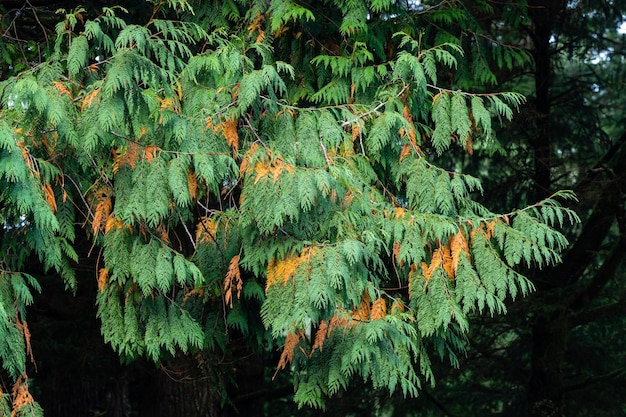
[
  {"left": 135, "top": 359, "right": 222, "bottom": 417},
  {"left": 527, "top": 312, "right": 569, "bottom": 417},
  {"left": 526, "top": 1, "right": 568, "bottom": 416},
  {"left": 528, "top": 0, "right": 558, "bottom": 202},
  {"left": 524, "top": 1, "right": 626, "bottom": 411},
  {"left": 28, "top": 270, "right": 225, "bottom": 417}
]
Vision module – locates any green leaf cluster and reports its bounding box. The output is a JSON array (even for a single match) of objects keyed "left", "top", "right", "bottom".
[{"left": 0, "top": 0, "right": 577, "bottom": 412}]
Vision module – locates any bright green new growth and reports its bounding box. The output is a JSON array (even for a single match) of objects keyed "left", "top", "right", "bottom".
[{"left": 0, "top": 0, "right": 577, "bottom": 412}]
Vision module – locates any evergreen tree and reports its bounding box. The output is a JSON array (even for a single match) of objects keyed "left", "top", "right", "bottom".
[
  {"left": 0, "top": 1, "right": 580, "bottom": 414},
  {"left": 395, "top": 1, "right": 626, "bottom": 417}
]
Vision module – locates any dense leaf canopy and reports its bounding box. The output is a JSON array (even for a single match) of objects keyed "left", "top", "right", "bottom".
[{"left": 0, "top": 0, "right": 588, "bottom": 415}]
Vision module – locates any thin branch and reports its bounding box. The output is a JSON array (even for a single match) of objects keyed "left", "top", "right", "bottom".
[
  {"left": 571, "top": 300, "right": 626, "bottom": 328},
  {"left": 422, "top": 389, "right": 462, "bottom": 417},
  {"left": 340, "top": 84, "right": 410, "bottom": 128},
  {"left": 64, "top": 173, "right": 93, "bottom": 220},
  {"left": 569, "top": 237, "right": 626, "bottom": 313},
  {"left": 25, "top": 0, "right": 49, "bottom": 43},
  {"left": 563, "top": 368, "right": 626, "bottom": 394},
  {"left": 179, "top": 215, "right": 197, "bottom": 251},
  {"left": 319, "top": 142, "right": 331, "bottom": 166},
  {"left": 540, "top": 131, "right": 626, "bottom": 288}
]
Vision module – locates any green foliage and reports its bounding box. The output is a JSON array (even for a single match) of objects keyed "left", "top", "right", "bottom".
[
  {"left": 0, "top": 0, "right": 580, "bottom": 413},
  {"left": 268, "top": 0, "right": 315, "bottom": 34}
]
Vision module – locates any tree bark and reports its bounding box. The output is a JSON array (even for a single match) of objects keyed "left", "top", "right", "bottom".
[
  {"left": 28, "top": 269, "right": 225, "bottom": 417},
  {"left": 525, "top": 2, "right": 568, "bottom": 416},
  {"left": 527, "top": 311, "right": 569, "bottom": 417}
]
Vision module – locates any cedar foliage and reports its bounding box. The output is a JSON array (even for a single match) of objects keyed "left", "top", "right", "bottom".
[{"left": 0, "top": 0, "right": 578, "bottom": 412}]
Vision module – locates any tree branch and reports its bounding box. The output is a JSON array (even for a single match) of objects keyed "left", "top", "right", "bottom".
[
  {"left": 569, "top": 236, "right": 626, "bottom": 313},
  {"left": 563, "top": 368, "right": 626, "bottom": 394},
  {"left": 538, "top": 131, "right": 626, "bottom": 290},
  {"left": 571, "top": 300, "right": 626, "bottom": 327}
]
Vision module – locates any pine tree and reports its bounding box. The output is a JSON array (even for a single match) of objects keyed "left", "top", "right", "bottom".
[{"left": 0, "top": 0, "right": 578, "bottom": 413}]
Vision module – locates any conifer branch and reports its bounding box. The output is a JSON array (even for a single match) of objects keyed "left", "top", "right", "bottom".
[{"left": 179, "top": 215, "right": 197, "bottom": 251}]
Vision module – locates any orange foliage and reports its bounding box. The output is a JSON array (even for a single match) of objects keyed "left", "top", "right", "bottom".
[
  {"left": 144, "top": 145, "right": 160, "bottom": 163},
  {"left": 182, "top": 287, "right": 205, "bottom": 304},
  {"left": 432, "top": 92, "right": 442, "bottom": 105},
  {"left": 450, "top": 230, "right": 470, "bottom": 275},
  {"left": 421, "top": 253, "right": 441, "bottom": 281},
  {"left": 401, "top": 104, "right": 418, "bottom": 146},
  {"left": 157, "top": 95, "right": 181, "bottom": 115},
  {"left": 351, "top": 123, "right": 361, "bottom": 144},
  {"left": 441, "top": 245, "right": 454, "bottom": 279},
  {"left": 265, "top": 247, "right": 317, "bottom": 291},
  {"left": 310, "top": 312, "right": 354, "bottom": 356},
  {"left": 421, "top": 244, "right": 454, "bottom": 280},
  {"left": 239, "top": 142, "right": 261, "bottom": 176},
  {"left": 42, "top": 183, "right": 57, "bottom": 212},
  {"left": 224, "top": 255, "right": 243, "bottom": 308},
  {"left": 399, "top": 144, "right": 412, "bottom": 162},
  {"left": 253, "top": 161, "right": 271, "bottom": 183},
  {"left": 15, "top": 317, "right": 34, "bottom": 365},
  {"left": 329, "top": 312, "right": 351, "bottom": 328},
  {"left": 196, "top": 217, "right": 217, "bottom": 245},
  {"left": 187, "top": 171, "right": 198, "bottom": 200},
  {"left": 390, "top": 299, "right": 405, "bottom": 314},
  {"left": 276, "top": 331, "right": 303, "bottom": 374},
  {"left": 217, "top": 117, "right": 239, "bottom": 153},
  {"left": 11, "top": 376, "right": 35, "bottom": 417},
  {"left": 92, "top": 195, "right": 112, "bottom": 236},
  {"left": 155, "top": 223, "right": 170, "bottom": 244},
  {"left": 253, "top": 158, "right": 295, "bottom": 184},
  {"left": 392, "top": 241, "right": 402, "bottom": 266},
  {"left": 176, "top": 82, "right": 183, "bottom": 100},
  {"left": 485, "top": 219, "right": 498, "bottom": 240},
  {"left": 104, "top": 216, "right": 124, "bottom": 234},
  {"left": 352, "top": 291, "right": 371, "bottom": 321},
  {"left": 408, "top": 263, "right": 418, "bottom": 297},
  {"left": 406, "top": 127, "right": 417, "bottom": 147},
  {"left": 402, "top": 104, "right": 412, "bottom": 123},
  {"left": 113, "top": 142, "right": 140, "bottom": 172},
  {"left": 272, "top": 24, "right": 289, "bottom": 38},
  {"left": 41, "top": 133, "right": 57, "bottom": 154},
  {"left": 371, "top": 298, "right": 387, "bottom": 320},
  {"left": 312, "top": 320, "right": 328, "bottom": 352},
  {"left": 53, "top": 81, "right": 72, "bottom": 98},
  {"left": 15, "top": 140, "right": 35, "bottom": 172},
  {"left": 342, "top": 190, "right": 354, "bottom": 208},
  {"left": 159, "top": 96, "right": 174, "bottom": 111},
  {"left": 98, "top": 268, "right": 108, "bottom": 293},
  {"left": 394, "top": 207, "right": 406, "bottom": 219},
  {"left": 248, "top": 13, "right": 266, "bottom": 44},
  {"left": 81, "top": 88, "right": 100, "bottom": 110}
]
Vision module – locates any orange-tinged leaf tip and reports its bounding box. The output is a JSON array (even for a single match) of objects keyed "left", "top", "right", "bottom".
[
  {"left": 98, "top": 268, "right": 108, "bottom": 293},
  {"left": 81, "top": 88, "right": 100, "bottom": 111},
  {"left": 224, "top": 254, "right": 242, "bottom": 308},
  {"left": 312, "top": 320, "right": 328, "bottom": 353},
  {"left": 275, "top": 331, "right": 302, "bottom": 375},
  {"left": 391, "top": 299, "right": 405, "bottom": 314},
  {"left": 144, "top": 145, "right": 160, "bottom": 163},
  {"left": 399, "top": 144, "right": 412, "bottom": 162},
  {"left": 371, "top": 298, "right": 387, "bottom": 320},
  {"left": 42, "top": 184, "right": 57, "bottom": 212}
]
